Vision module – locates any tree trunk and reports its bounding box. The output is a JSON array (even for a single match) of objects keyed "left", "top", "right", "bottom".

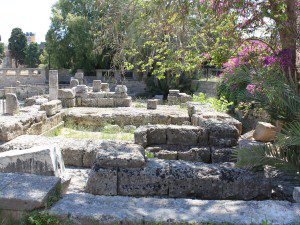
[{"left": 274, "top": 0, "right": 299, "bottom": 93}]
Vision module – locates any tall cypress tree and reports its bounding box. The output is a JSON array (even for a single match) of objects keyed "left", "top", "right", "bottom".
[{"left": 8, "top": 28, "right": 27, "bottom": 68}]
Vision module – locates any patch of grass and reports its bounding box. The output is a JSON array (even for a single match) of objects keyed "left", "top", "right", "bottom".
[
  {"left": 0, "top": 211, "right": 70, "bottom": 225},
  {"left": 192, "top": 92, "right": 233, "bottom": 112},
  {"left": 145, "top": 151, "right": 155, "bottom": 158}
]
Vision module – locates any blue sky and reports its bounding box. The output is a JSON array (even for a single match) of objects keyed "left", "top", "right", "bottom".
[{"left": 0, "top": 0, "right": 58, "bottom": 44}]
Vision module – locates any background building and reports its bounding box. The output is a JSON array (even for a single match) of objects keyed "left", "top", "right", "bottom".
[{"left": 25, "top": 32, "right": 36, "bottom": 43}]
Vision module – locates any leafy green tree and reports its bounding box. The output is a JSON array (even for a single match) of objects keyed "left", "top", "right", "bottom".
[
  {"left": 25, "top": 43, "right": 41, "bottom": 68},
  {"left": 8, "top": 28, "right": 27, "bottom": 68},
  {"left": 44, "top": 0, "right": 112, "bottom": 74},
  {"left": 0, "top": 42, "right": 4, "bottom": 64}
]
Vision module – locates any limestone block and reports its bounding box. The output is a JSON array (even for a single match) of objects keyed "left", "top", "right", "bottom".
[
  {"left": 93, "top": 142, "right": 145, "bottom": 168},
  {"left": 169, "top": 90, "right": 180, "bottom": 96},
  {"left": 49, "top": 193, "right": 300, "bottom": 225},
  {"left": 113, "top": 92, "right": 128, "bottom": 98},
  {"left": 156, "top": 150, "right": 177, "bottom": 160},
  {"left": 75, "top": 85, "right": 88, "bottom": 95},
  {"left": 167, "top": 125, "right": 201, "bottom": 146},
  {"left": 81, "top": 98, "right": 98, "bottom": 107},
  {"left": 93, "top": 80, "right": 102, "bottom": 92},
  {"left": 147, "top": 125, "right": 167, "bottom": 145},
  {"left": 88, "top": 92, "right": 106, "bottom": 99},
  {"left": 169, "top": 161, "right": 271, "bottom": 200},
  {"left": 85, "top": 166, "right": 117, "bottom": 196},
  {"left": 61, "top": 98, "right": 76, "bottom": 108},
  {"left": 118, "top": 159, "right": 169, "bottom": 196},
  {"left": 147, "top": 99, "right": 158, "bottom": 110},
  {"left": 0, "top": 173, "right": 61, "bottom": 211},
  {"left": 97, "top": 98, "right": 115, "bottom": 107},
  {"left": 177, "top": 147, "right": 210, "bottom": 163},
  {"left": 49, "top": 70, "right": 59, "bottom": 101},
  {"left": 70, "top": 79, "right": 79, "bottom": 88},
  {"left": 101, "top": 83, "right": 110, "bottom": 92},
  {"left": 167, "top": 95, "right": 179, "bottom": 104},
  {"left": 75, "top": 72, "right": 84, "bottom": 84},
  {"left": 211, "top": 147, "right": 236, "bottom": 163},
  {"left": 207, "top": 123, "right": 239, "bottom": 147},
  {"left": 5, "top": 93, "right": 19, "bottom": 115},
  {"left": 179, "top": 93, "right": 192, "bottom": 103},
  {"left": 134, "top": 127, "right": 148, "bottom": 147},
  {"left": 4, "top": 87, "right": 17, "bottom": 95},
  {"left": 40, "top": 100, "right": 62, "bottom": 116},
  {"left": 115, "top": 85, "right": 128, "bottom": 94},
  {"left": 114, "top": 97, "right": 132, "bottom": 107},
  {"left": 293, "top": 187, "right": 300, "bottom": 203},
  {"left": 58, "top": 89, "right": 75, "bottom": 99},
  {"left": 253, "top": 122, "right": 278, "bottom": 142},
  {"left": 75, "top": 72, "right": 84, "bottom": 80},
  {"left": 0, "top": 145, "right": 65, "bottom": 177}
]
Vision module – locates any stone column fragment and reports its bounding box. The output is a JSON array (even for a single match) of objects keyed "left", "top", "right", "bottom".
[
  {"left": 49, "top": 70, "right": 59, "bottom": 101},
  {"left": 93, "top": 80, "right": 102, "bottom": 92},
  {"left": 6, "top": 93, "right": 19, "bottom": 115}
]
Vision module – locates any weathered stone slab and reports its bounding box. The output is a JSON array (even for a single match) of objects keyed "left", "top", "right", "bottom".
[
  {"left": 114, "top": 97, "right": 132, "bottom": 107},
  {"left": 156, "top": 150, "right": 178, "bottom": 160},
  {"left": 0, "top": 173, "right": 61, "bottom": 211},
  {"left": 178, "top": 147, "right": 211, "bottom": 162},
  {"left": 169, "top": 161, "right": 271, "bottom": 200},
  {"left": 118, "top": 159, "right": 169, "bottom": 196},
  {"left": 6, "top": 93, "right": 20, "bottom": 115},
  {"left": 147, "top": 125, "right": 167, "bottom": 145},
  {"left": 60, "top": 98, "right": 76, "bottom": 108},
  {"left": 147, "top": 99, "right": 158, "bottom": 110},
  {"left": 93, "top": 142, "right": 145, "bottom": 168},
  {"left": 49, "top": 70, "right": 59, "bottom": 101},
  {"left": 65, "top": 106, "right": 190, "bottom": 127},
  {"left": 0, "top": 145, "right": 65, "bottom": 176},
  {"left": 167, "top": 125, "right": 201, "bottom": 145},
  {"left": 207, "top": 123, "right": 239, "bottom": 147},
  {"left": 93, "top": 80, "right": 102, "bottom": 92},
  {"left": 211, "top": 147, "right": 236, "bottom": 163},
  {"left": 58, "top": 89, "right": 75, "bottom": 99},
  {"left": 40, "top": 100, "right": 62, "bottom": 116},
  {"left": 253, "top": 122, "right": 278, "bottom": 142},
  {"left": 70, "top": 79, "right": 79, "bottom": 88},
  {"left": 49, "top": 194, "right": 300, "bottom": 225},
  {"left": 85, "top": 166, "right": 117, "bottom": 196}
]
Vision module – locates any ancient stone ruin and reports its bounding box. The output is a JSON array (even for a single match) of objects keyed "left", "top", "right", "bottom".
[{"left": 0, "top": 74, "right": 299, "bottom": 225}]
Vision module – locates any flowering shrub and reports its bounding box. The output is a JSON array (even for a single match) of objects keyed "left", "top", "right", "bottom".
[{"left": 217, "top": 40, "right": 287, "bottom": 105}]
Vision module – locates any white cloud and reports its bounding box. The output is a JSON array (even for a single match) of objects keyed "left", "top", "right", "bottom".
[{"left": 0, "top": 0, "right": 58, "bottom": 44}]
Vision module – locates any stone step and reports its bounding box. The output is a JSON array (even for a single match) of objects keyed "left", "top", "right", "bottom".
[
  {"left": 49, "top": 193, "right": 300, "bottom": 225},
  {"left": 0, "top": 172, "right": 61, "bottom": 211}
]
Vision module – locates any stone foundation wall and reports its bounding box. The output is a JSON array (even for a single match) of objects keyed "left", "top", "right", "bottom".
[{"left": 0, "top": 68, "right": 47, "bottom": 89}]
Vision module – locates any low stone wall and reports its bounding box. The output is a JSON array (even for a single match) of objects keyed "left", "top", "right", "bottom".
[
  {"left": 0, "top": 68, "right": 47, "bottom": 89},
  {"left": 134, "top": 124, "right": 239, "bottom": 148},
  {"left": 0, "top": 106, "right": 65, "bottom": 142},
  {"left": 64, "top": 106, "right": 190, "bottom": 127},
  {"left": 85, "top": 158, "right": 271, "bottom": 200}
]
